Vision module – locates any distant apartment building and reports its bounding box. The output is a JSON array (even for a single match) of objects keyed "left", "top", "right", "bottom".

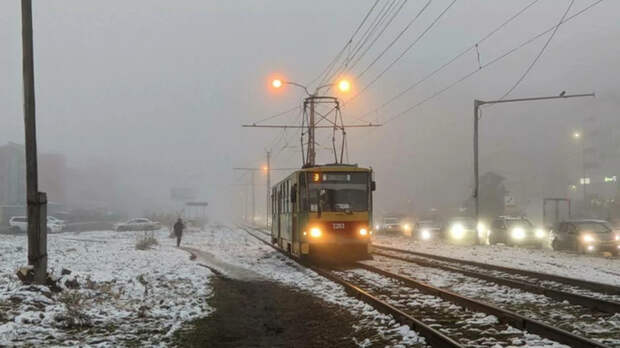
[
  {"left": 0, "top": 142, "right": 26, "bottom": 205},
  {"left": 0, "top": 142, "right": 67, "bottom": 206}
]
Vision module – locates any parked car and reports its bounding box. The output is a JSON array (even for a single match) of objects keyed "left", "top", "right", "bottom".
[
  {"left": 9, "top": 216, "right": 63, "bottom": 233},
  {"left": 413, "top": 220, "right": 442, "bottom": 241},
  {"left": 551, "top": 219, "right": 620, "bottom": 255},
  {"left": 488, "top": 216, "right": 546, "bottom": 247},
  {"left": 47, "top": 216, "right": 65, "bottom": 232},
  {"left": 444, "top": 217, "right": 479, "bottom": 244},
  {"left": 115, "top": 218, "right": 161, "bottom": 232}
]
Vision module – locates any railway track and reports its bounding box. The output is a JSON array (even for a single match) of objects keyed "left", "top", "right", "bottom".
[
  {"left": 373, "top": 244, "right": 620, "bottom": 297},
  {"left": 239, "top": 226, "right": 612, "bottom": 347}
]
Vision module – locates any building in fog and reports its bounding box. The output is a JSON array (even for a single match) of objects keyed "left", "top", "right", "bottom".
[
  {"left": 0, "top": 142, "right": 26, "bottom": 205},
  {"left": 0, "top": 142, "right": 68, "bottom": 206}
]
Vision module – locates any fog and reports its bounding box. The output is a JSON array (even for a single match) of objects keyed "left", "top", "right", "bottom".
[{"left": 1, "top": 1, "right": 619, "bottom": 222}]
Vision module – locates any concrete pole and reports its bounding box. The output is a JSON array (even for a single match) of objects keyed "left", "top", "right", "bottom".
[
  {"left": 251, "top": 170, "right": 255, "bottom": 224},
  {"left": 21, "top": 0, "right": 47, "bottom": 284},
  {"left": 266, "top": 151, "right": 271, "bottom": 226},
  {"left": 473, "top": 100, "right": 480, "bottom": 241}
]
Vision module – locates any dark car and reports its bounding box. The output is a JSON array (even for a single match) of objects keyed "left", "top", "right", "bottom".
[
  {"left": 552, "top": 219, "right": 620, "bottom": 255},
  {"left": 488, "top": 216, "right": 547, "bottom": 247}
]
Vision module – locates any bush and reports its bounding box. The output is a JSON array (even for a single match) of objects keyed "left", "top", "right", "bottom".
[{"left": 135, "top": 232, "right": 159, "bottom": 250}]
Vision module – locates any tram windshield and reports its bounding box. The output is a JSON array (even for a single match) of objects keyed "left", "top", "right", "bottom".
[{"left": 308, "top": 172, "right": 369, "bottom": 212}]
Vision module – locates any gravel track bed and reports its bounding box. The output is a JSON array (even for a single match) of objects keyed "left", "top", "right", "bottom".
[
  {"left": 367, "top": 256, "right": 620, "bottom": 347},
  {"left": 334, "top": 268, "right": 566, "bottom": 347}
]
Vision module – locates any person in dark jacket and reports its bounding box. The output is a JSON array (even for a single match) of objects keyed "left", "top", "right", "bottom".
[{"left": 173, "top": 218, "right": 185, "bottom": 247}]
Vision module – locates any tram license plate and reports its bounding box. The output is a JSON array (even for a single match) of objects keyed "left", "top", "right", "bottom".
[{"left": 332, "top": 223, "right": 345, "bottom": 230}]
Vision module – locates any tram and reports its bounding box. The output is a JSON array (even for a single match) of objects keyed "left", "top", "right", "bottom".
[{"left": 270, "top": 164, "right": 375, "bottom": 261}]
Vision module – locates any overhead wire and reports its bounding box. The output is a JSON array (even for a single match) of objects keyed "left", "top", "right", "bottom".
[
  {"left": 499, "top": 0, "right": 575, "bottom": 99},
  {"left": 345, "top": 0, "right": 458, "bottom": 106},
  {"left": 356, "top": 0, "right": 540, "bottom": 122},
  {"left": 381, "top": 0, "right": 604, "bottom": 125},
  {"left": 346, "top": 0, "right": 411, "bottom": 74},
  {"left": 309, "top": 0, "right": 381, "bottom": 87},
  {"left": 356, "top": 0, "right": 433, "bottom": 79},
  {"left": 321, "top": 0, "right": 398, "bottom": 86}
]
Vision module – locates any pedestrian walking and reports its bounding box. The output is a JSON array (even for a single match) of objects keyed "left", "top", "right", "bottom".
[{"left": 174, "top": 218, "right": 185, "bottom": 247}]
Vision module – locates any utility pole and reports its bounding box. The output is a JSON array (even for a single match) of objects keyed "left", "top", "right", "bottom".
[
  {"left": 473, "top": 92, "right": 595, "bottom": 239},
  {"left": 234, "top": 165, "right": 297, "bottom": 226},
  {"left": 266, "top": 150, "right": 271, "bottom": 226},
  {"left": 307, "top": 97, "right": 316, "bottom": 166},
  {"left": 21, "top": 0, "right": 48, "bottom": 284}
]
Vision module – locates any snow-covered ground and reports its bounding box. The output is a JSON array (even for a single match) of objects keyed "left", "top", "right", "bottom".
[
  {"left": 181, "top": 225, "right": 423, "bottom": 347},
  {"left": 0, "top": 229, "right": 212, "bottom": 347},
  {"left": 2, "top": 226, "right": 424, "bottom": 347},
  {"left": 373, "top": 235, "right": 620, "bottom": 286}
]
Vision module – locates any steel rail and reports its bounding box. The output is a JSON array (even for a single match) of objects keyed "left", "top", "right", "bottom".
[
  {"left": 373, "top": 244, "right": 620, "bottom": 295},
  {"left": 373, "top": 250, "right": 620, "bottom": 314},
  {"left": 356, "top": 262, "right": 610, "bottom": 348},
  {"left": 239, "top": 225, "right": 462, "bottom": 347}
]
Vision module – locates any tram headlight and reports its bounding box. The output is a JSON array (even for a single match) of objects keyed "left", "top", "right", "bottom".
[
  {"left": 450, "top": 223, "right": 465, "bottom": 240},
  {"left": 403, "top": 223, "right": 411, "bottom": 232},
  {"left": 359, "top": 228, "right": 368, "bottom": 236},
  {"left": 310, "top": 227, "right": 322, "bottom": 238},
  {"left": 614, "top": 234, "right": 619, "bottom": 241},
  {"left": 421, "top": 229, "right": 431, "bottom": 240},
  {"left": 511, "top": 227, "right": 526, "bottom": 240},
  {"left": 535, "top": 228, "right": 546, "bottom": 239}
]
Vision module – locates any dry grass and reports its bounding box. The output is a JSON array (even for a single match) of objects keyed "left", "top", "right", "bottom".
[{"left": 135, "top": 232, "right": 159, "bottom": 250}]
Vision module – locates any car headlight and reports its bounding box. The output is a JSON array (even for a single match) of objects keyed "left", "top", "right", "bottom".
[
  {"left": 310, "top": 227, "right": 322, "bottom": 238},
  {"left": 375, "top": 224, "right": 380, "bottom": 230},
  {"left": 535, "top": 228, "right": 546, "bottom": 239},
  {"left": 404, "top": 224, "right": 411, "bottom": 231},
  {"left": 511, "top": 227, "right": 525, "bottom": 240},
  {"left": 359, "top": 228, "right": 368, "bottom": 236},
  {"left": 583, "top": 234, "right": 595, "bottom": 243},
  {"left": 477, "top": 222, "right": 488, "bottom": 237},
  {"left": 450, "top": 223, "right": 465, "bottom": 239},
  {"left": 421, "top": 229, "right": 431, "bottom": 240},
  {"left": 615, "top": 234, "right": 620, "bottom": 241}
]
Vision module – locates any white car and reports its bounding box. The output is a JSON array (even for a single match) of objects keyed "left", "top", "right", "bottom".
[
  {"left": 9, "top": 216, "right": 63, "bottom": 233},
  {"left": 115, "top": 218, "right": 162, "bottom": 232},
  {"left": 47, "top": 216, "right": 65, "bottom": 232}
]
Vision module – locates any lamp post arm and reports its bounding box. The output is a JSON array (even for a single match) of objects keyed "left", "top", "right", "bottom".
[{"left": 284, "top": 81, "right": 310, "bottom": 96}]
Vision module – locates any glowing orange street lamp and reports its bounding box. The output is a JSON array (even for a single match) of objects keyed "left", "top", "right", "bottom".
[
  {"left": 272, "top": 79, "right": 283, "bottom": 88},
  {"left": 338, "top": 79, "right": 351, "bottom": 93}
]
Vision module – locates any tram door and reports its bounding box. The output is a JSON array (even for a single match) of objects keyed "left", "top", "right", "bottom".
[
  {"left": 291, "top": 183, "right": 297, "bottom": 251},
  {"left": 277, "top": 187, "right": 282, "bottom": 243}
]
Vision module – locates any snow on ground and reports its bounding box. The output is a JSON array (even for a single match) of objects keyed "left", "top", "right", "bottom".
[
  {"left": 373, "top": 235, "right": 620, "bottom": 286},
  {"left": 180, "top": 225, "right": 423, "bottom": 347},
  {"left": 0, "top": 229, "right": 212, "bottom": 347}
]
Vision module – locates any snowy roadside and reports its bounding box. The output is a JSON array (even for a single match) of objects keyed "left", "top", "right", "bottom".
[
  {"left": 180, "top": 225, "right": 423, "bottom": 347},
  {"left": 0, "top": 229, "right": 212, "bottom": 347},
  {"left": 373, "top": 235, "right": 620, "bottom": 286}
]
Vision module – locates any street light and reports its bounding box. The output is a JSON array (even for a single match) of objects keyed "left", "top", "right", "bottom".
[
  {"left": 573, "top": 131, "right": 581, "bottom": 139},
  {"left": 271, "top": 79, "right": 282, "bottom": 88},
  {"left": 268, "top": 76, "right": 353, "bottom": 166}
]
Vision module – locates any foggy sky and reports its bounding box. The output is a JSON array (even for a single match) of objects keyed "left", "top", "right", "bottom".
[{"left": 1, "top": 1, "right": 619, "bottom": 220}]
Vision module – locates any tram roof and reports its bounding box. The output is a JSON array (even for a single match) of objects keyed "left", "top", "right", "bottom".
[{"left": 298, "top": 164, "right": 370, "bottom": 172}]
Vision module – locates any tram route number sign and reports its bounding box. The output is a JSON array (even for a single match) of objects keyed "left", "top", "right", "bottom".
[{"left": 333, "top": 223, "right": 345, "bottom": 229}]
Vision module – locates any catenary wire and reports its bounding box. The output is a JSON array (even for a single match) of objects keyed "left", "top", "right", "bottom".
[
  {"left": 356, "top": 0, "right": 540, "bottom": 121},
  {"left": 499, "top": 0, "right": 575, "bottom": 99},
  {"left": 381, "top": 0, "right": 603, "bottom": 125}
]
